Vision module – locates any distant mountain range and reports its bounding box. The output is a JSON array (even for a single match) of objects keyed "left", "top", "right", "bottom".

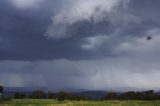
[
  {"left": 3, "top": 87, "right": 150, "bottom": 93},
  {"left": 3, "top": 87, "right": 48, "bottom": 93},
  {"left": 3, "top": 87, "right": 108, "bottom": 99}
]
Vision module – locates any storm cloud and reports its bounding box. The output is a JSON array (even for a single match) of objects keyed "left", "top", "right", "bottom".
[
  {"left": 1, "top": 56, "right": 160, "bottom": 91},
  {"left": 0, "top": 0, "right": 160, "bottom": 91},
  {"left": 45, "top": 0, "right": 139, "bottom": 39}
]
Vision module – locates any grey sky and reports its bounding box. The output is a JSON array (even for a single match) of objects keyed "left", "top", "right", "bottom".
[{"left": 0, "top": 0, "right": 160, "bottom": 91}]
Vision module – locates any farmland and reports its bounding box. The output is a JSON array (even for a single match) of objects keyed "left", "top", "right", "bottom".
[{"left": 0, "top": 99, "right": 160, "bottom": 106}]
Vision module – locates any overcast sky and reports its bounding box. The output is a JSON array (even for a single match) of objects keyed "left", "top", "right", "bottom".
[{"left": 0, "top": 0, "right": 160, "bottom": 91}]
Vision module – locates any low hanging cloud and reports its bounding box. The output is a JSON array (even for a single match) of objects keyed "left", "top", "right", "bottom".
[
  {"left": 81, "top": 35, "right": 109, "bottom": 50},
  {"left": 0, "top": 73, "right": 46, "bottom": 87},
  {"left": 113, "top": 28, "right": 160, "bottom": 56},
  {"left": 45, "top": 0, "right": 142, "bottom": 39},
  {"left": 0, "top": 56, "right": 160, "bottom": 91},
  {"left": 11, "top": 0, "right": 43, "bottom": 9}
]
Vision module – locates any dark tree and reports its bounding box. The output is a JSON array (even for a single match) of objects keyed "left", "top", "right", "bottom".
[
  {"left": 66, "top": 93, "right": 88, "bottom": 101},
  {"left": 134, "top": 92, "right": 145, "bottom": 100},
  {"left": 14, "top": 92, "right": 26, "bottom": 99},
  {"left": 119, "top": 91, "right": 143, "bottom": 100},
  {"left": 0, "top": 85, "right": 3, "bottom": 93},
  {"left": 30, "top": 90, "right": 46, "bottom": 99},
  {"left": 48, "top": 91, "right": 88, "bottom": 101},
  {"left": 48, "top": 92, "right": 57, "bottom": 99},
  {"left": 0, "top": 85, "right": 3, "bottom": 100},
  {"left": 118, "top": 90, "right": 157, "bottom": 100},
  {"left": 57, "top": 91, "right": 69, "bottom": 101},
  {"left": 104, "top": 92, "right": 118, "bottom": 100},
  {"left": 143, "top": 90, "right": 156, "bottom": 100}
]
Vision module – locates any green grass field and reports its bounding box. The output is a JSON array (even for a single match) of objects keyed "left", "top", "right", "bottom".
[{"left": 0, "top": 99, "right": 160, "bottom": 106}]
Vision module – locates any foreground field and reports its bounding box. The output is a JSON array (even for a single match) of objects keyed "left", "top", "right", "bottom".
[{"left": 0, "top": 99, "right": 160, "bottom": 106}]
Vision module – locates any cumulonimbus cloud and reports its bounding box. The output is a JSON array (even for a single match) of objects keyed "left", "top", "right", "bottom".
[{"left": 45, "top": 0, "right": 141, "bottom": 39}]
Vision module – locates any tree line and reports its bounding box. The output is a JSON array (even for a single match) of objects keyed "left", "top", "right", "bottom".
[
  {"left": 1, "top": 85, "right": 160, "bottom": 101},
  {"left": 14, "top": 91, "right": 90, "bottom": 101},
  {"left": 13, "top": 90, "right": 160, "bottom": 101},
  {"left": 103, "top": 90, "right": 160, "bottom": 100}
]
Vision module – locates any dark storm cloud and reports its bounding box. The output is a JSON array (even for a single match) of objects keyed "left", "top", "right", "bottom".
[
  {"left": 0, "top": 0, "right": 160, "bottom": 61},
  {"left": 0, "top": 0, "right": 160, "bottom": 90},
  {"left": 0, "top": 0, "right": 91, "bottom": 60}
]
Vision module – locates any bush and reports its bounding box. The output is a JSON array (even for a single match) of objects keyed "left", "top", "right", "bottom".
[
  {"left": 104, "top": 92, "right": 118, "bottom": 100},
  {"left": 30, "top": 90, "right": 46, "bottom": 99},
  {"left": 48, "top": 92, "right": 57, "bottom": 99},
  {"left": 14, "top": 92, "right": 26, "bottom": 99},
  {"left": 57, "top": 91, "right": 68, "bottom": 101}
]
